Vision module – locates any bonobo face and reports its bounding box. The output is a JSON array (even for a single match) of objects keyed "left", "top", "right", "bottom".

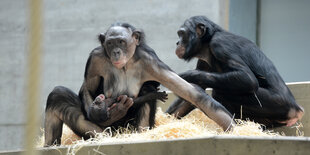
[
  {"left": 175, "top": 26, "right": 189, "bottom": 59},
  {"left": 176, "top": 19, "right": 206, "bottom": 61},
  {"left": 99, "top": 26, "right": 139, "bottom": 69}
]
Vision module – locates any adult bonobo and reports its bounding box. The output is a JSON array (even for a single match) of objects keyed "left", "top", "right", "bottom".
[
  {"left": 167, "top": 16, "right": 304, "bottom": 128},
  {"left": 44, "top": 22, "right": 234, "bottom": 146}
]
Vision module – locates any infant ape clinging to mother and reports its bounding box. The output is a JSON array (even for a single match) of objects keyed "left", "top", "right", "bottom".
[{"left": 88, "top": 90, "right": 168, "bottom": 128}]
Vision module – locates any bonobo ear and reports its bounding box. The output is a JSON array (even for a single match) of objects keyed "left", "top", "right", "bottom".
[
  {"left": 98, "top": 33, "right": 105, "bottom": 45},
  {"left": 196, "top": 23, "right": 206, "bottom": 38},
  {"left": 132, "top": 29, "right": 142, "bottom": 45}
]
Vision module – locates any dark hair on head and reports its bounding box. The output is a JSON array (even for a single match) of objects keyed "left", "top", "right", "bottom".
[
  {"left": 186, "top": 16, "right": 223, "bottom": 42},
  {"left": 181, "top": 16, "right": 223, "bottom": 61}
]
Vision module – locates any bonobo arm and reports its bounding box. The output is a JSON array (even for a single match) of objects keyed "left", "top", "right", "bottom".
[
  {"left": 79, "top": 79, "right": 100, "bottom": 114},
  {"left": 146, "top": 60, "right": 234, "bottom": 131},
  {"left": 79, "top": 54, "right": 103, "bottom": 116},
  {"left": 133, "top": 91, "right": 167, "bottom": 105},
  {"left": 180, "top": 43, "right": 259, "bottom": 93}
]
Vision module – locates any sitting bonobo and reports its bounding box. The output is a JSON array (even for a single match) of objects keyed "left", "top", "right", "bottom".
[
  {"left": 44, "top": 22, "right": 234, "bottom": 146},
  {"left": 167, "top": 16, "right": 304, "bottom": 128}
]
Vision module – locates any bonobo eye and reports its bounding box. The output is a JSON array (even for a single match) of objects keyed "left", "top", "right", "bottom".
[
  {"left": 177, "top": 30, "right": 185, "bottom": 37},
  {"left": 119, "top": 40, "right": 126, "bottom": 45},
  {"left": 107, "top": 41, "right": 112, "bottom": 46},
  {"left": 176, "top": 41, "right": 180, "bottom": 45}
]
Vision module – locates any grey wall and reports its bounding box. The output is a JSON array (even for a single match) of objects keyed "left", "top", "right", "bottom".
[
  {"left": 0, "top": 0, "right": 226, "bottom": 151},
  {"left": 0, "top": 0, "right": 28, "bottom": 151},
  {"left": 229, "top": 0, "right": 257, "bottom": 43},
  {"left": 259, "top": 0, "right": 310, "bottom": 82},
  {"left": 229, "top": 0, "right": 310, "bottom": 82}
]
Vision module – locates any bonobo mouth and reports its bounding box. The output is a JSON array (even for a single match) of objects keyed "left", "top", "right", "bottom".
[
  {"left": 112, "top": 61, "right": 121, "bottom": 65},
  {"left": 175, "top": 51, "right": 184, "bottom": 59},
  {"left": 112, "top": 61, "right": 125, "bottom": 68},
  {"left": 175, "top": 52, "right": 183, "bottom": 59},
  {"left": 175, "top": 46, "right": 185, "bottom": 59}
]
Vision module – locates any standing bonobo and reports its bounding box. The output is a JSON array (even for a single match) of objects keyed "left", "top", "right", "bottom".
[
  {"left": 167, "top": 16, "right": 304, "bottom": 128},
  {"left": 44, "top": 22, "right": 234, "bottom": 146}
]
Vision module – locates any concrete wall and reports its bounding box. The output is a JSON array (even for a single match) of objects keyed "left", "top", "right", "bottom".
[
  {"left": 258, "top": 0, "right": 310, "bottom": 82},
  {"left": 229, "top": 0, "right": 257, "bottom": 43},
  {"left": 0, "top": 0, "right": 226, "bottom": 151},
  {"left": 229, "top": 0, "right": 310, "bottom": 82}
]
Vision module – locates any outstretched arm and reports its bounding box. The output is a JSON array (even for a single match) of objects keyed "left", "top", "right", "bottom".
[{"left": 146, "top": 61, "right": 235, "bottom": 131}]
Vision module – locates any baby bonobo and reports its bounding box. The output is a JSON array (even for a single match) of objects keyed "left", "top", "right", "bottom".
[{"left": 88, "top": 91, "right": 168, "bottom": 127}]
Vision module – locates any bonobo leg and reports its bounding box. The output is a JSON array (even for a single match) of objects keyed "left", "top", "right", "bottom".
[
  {"left": 133, "top": 83, "right": 159, "bottom": 130},
  {"left": 44, "top": 86, "right": 102, "bottom": 146},
  {"left": 134, "top": 100, "right": 157, "bottom": 131},
  {"left": 213, "top": 87, "right": 304, "bottom": 128},
  {"left": 166, "top": 83, "right": 205, "bottom": 119},
  {"left": 129, "top": 90, "right": 167, "bottom": 130},
  {"left": 178, "top": 69, "right": 304, "bottom": 128},
  {"left": 115, "top": 84, "right": 159, "bottom": 131},
  {"left": 166, "top": 98, "right": 196, "bottom": 118}
]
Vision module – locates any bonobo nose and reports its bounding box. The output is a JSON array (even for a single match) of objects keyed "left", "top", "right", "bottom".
[{"left": 113, "top": 49, "right": 121, "bottom": 55}]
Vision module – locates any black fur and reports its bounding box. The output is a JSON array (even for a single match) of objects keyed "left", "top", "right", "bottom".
[
  {"left": 181, "top": 16, "right": 223, "bottom": 61},
  {"left": 169, "top": 16, "right": 304, "bottom": 128}
]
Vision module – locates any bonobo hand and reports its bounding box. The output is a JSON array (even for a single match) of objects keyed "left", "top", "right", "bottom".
[
  {"left": 108, "top": 95, "right": 134, "bottom": 119},
  {"left": 90, "top": 94, "right": 134, "bottom": 127},
  {"left": 179, "top": 70, "right": 208, "bottom": 89},
  {"left": 97, "top": 95, "right": 134, "bottom": 127},
  {"left": 153, "top": 90, "right": 168, "bottom": 102}
]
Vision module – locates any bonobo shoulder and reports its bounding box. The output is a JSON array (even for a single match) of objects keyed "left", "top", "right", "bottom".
[
  {"left": 90, "top": 46, "right": 106, "bottom": 58},
  {"left": 88, "top": 46, "right": 110, "bottom": 64},
  {"left": 136, "top": 47, "right": 172, "bottom": 72},
  {"left": 136, "top": 48, "right": 155, "bottom": 62},
  {"left": 209, "top": 34, "right": 230, "bottom": 59},
  {"left": 209, "top": 31, "right": 230, "bottom": 45},
  {"left": 83, "top": 46, "right": 110, "bottom": 79}
]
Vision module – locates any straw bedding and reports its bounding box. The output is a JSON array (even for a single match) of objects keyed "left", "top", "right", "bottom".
[{"left": 37, "top": 107, "right": 281, "bottom": 148}]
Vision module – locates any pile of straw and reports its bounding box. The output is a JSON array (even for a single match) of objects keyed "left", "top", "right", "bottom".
[{"left": 37, "top": 107, "right": 280, "bottom": 148}]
